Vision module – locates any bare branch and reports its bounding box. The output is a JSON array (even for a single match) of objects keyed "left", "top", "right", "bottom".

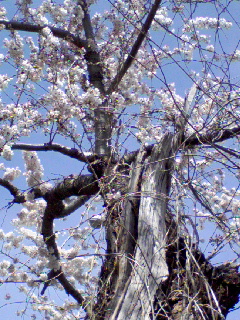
[
  {"left": 107, "top": 0, "right": 162, "bottom": 95},
  {"left": 0, "top": 165, "right": 100, "bottom": 211},
  {"left": 188, "top": 181, "right": 215, "bottom": 216},
  {"left": 213, "top": 143, "right": 240, "bottom": 159},
  {"left": 12, "top": 143, "right": 98, "bottom": 163}
]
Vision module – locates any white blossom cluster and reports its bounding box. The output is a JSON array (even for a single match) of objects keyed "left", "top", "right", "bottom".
[
  {"left": 0, "top": 6, "right": 6, "bottom": 19},
  {"left": 0, "top": 74, "right": 11, "bottom": 90},
  {"left": 231, "top": 49, "right": 240, "bottom": 61},
  {"left": 183, "top": 17, "right": 232, "bottom": 32},
  {"left": 4, "top": 33, "right": 24, "bottom": 63},
  {"left": 152, "top": 7, "right": 173, "bottom": 30},
  {"left": 3, "top": 166, "right": 21, "bottom": 181},
  {"left": 1, "top": 230, "right": 23, "bottom": 251},
  {"left": 0, "top": 102, "right": 41, "bottom": 148},
  {"left": 17, "top": 59, "right": 43, "bottom": 83},
  {"left": 13, "top": 199, "right": 46, "bottom": 228},
  {"left": 16, "top": 289, "right": 81, "bottom": 319},
  {"left": 191, "top": 177, "right": 240, "bottom": 237},
  {"left": 173, "top": 150, "right": 240, "bottom": 243},
  {"left": 23, "top": 151, "right": 44, "bottom": 187},
  {"left": 63, "top": 256, "right": 98, "bottom": 283},
  {"left": 1, "top": 145, "right": 14, "bottom": 160}
]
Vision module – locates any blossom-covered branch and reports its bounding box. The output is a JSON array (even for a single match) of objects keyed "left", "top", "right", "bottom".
[
  {"left": 79, "top": 0, "right": 110, "bottom": 156},
  {"left": 79, "top": 0, "right": 105, "bottom": 94}
]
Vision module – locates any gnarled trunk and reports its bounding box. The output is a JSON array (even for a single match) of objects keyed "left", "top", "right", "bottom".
[
  {"left": 94, "top": 133, "right": 179, "bottom": 319},
  {"left": 91, "top": 133, "right": 240, "bottom": 320}
]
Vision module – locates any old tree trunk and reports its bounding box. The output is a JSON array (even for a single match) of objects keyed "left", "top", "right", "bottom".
[{"left": 89, "top": 133, "right": 240, "bottom": 320}]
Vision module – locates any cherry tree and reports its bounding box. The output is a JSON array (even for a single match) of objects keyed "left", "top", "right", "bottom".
[{"left": 0, "top": 0, "right": 239, "bottom": 319}]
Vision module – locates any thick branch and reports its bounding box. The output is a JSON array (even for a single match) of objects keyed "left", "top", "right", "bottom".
[
  {"left": 107, "top": 0, "right": 162, "bottom": 95},
  {"left": 49, "top": 173, "right": 99, "bottom": 204},
  {"left": 185, "top": 125, "right": 240, "bottom": 147},
  {"left": 40, "top": 206, "right": 93, "bottom": 317},
  {"left": 41, "top": 174, "right": 99, "bottom": 257},
  {"left": 41, "top": 172, "right": 100, "bottom": 316},
  {"left": 0, "top": 20, "right": 87, "bottom": 48},
  {"left": 61, "top": 195, "right": 91, "bottom": 218},
  {"left": 41, "top": 174, "right": 99, "bottom": 256},
  {"left": 0, "top": 178, "right": 45, "bottom": 203},
  {"left": 0, "top": 178, "right": 25, "bottom": 203}
]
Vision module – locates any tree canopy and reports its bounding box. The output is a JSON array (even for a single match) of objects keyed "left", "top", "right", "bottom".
[{"left": 0, "top": 1, "right": 239, "bottom": 319}]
